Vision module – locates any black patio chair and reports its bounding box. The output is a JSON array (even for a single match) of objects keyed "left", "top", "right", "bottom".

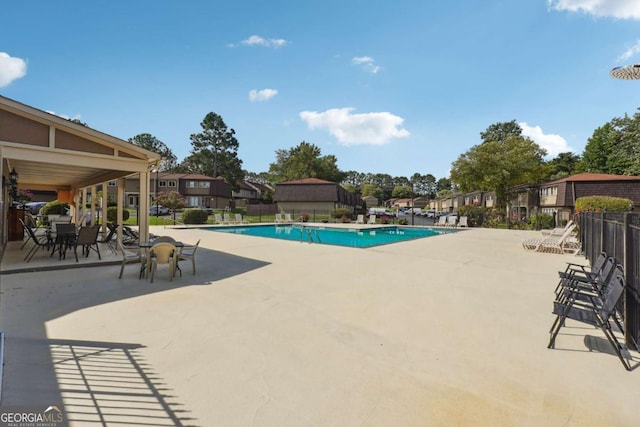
[
  {"left": 99, "top": 223, "right": 119, "bottom": 254},
  {"left": 72, "top": 225, "right": 101, "bottom": 262},
  {"left": 20, "top": 218, "right": 51, "bottom": 262},
  {"left": 555, "top": 251, "right": 608, "bottom": 294},
  {"left": 548, "top": 265, "right": 632, "bottom": 371},
  {"left": 551, "top": 256, "right": 622, "bottom": 334},
  {"left": 554, "top": 254, "right": 615, "bottom": 302}
]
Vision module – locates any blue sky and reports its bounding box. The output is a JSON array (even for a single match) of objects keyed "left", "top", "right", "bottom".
[{"left": 2, "top": 1, "right": 640, "bottom": 180}]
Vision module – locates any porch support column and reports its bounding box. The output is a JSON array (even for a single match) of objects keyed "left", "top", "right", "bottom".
[
  {"left": 80, "top": 187, "right": 88, "bottom": 226},
  {"left": 138, "top": 171, "right": 150, "bottom": 243},
  {"left": 101, "top": 182, "right": 108, "bottom": 235},
  {"left": 117, "top": 178, "right": 125, "bottom": 244},
  {"left": 90, "top": 185, "right": 97, "bottom": 226}
]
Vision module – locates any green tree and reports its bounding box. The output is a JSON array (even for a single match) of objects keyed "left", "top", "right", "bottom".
[
  {"left": 410, "top": 173, "right": 436, "bottom": 197},
  {"left": 450, "top": 134, "right": 547, "bottom": 209},
  {"left": 361, "top": 183, "right": 384, "bottom": 201},
  {"left": 268, "top": 141, "right": 345, "bottom": 183},
  {"left": 436, "top": 177, "right": 451, "bottom": 193},
  {"left": 129, "top": 133, "right": 178, "bottom": 171},
  {"left": 480, "top": 119, "right": 522, "bottom": 144},
  {"left": 187, "top": 112, "right": 244, "bottom": 188},
  {"left": 546, "top": 152, "right": 581, "bottom": 180},
  {"left": 157, "top": 191, "right": 186, "bottom": 223},
  {"left": 392, "top": 185, "right": 413, "bottom": 198},
  {"left": 580, "top": 123, "right": 614, "bottom": 174}
]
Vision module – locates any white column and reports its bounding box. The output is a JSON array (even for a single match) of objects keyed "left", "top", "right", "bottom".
[
  {"left": 101, "top": 182, "right": 108, "bottom": 236},
  {"left": 117, "top": 178, "right": 125, "bottom": 244},
  {"left": 90, "top": 185, "right": 97, "bottom": 226},
  {"left": 139, "top": 171, "right": 150, "bottom": 243}
]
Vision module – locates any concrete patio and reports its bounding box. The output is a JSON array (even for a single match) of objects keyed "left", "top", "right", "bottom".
[{"left": 1, "top": 226, "right": 639, "bottom": 426}]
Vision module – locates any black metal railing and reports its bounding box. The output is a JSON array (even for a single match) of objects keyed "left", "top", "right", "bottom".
[{"left": 579, "top": 212, "right": 640, "bottom": 350}]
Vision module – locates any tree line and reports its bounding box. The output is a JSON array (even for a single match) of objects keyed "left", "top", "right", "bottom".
[{"left": 127, "top": 109, "right": 640, "bottom": 205}]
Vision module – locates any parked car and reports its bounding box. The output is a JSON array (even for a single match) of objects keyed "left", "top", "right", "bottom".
[
  {"left": 368, "top": 207, "right": 397, "bottom": 218},
  {"left": 149, "top": 205, "right": 170, "bottom": 215},
  {"left": 25, "top": 201, "right": 47, "bottom": 214}
]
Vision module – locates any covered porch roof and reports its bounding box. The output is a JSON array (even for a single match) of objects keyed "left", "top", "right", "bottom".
[{"left": 0, "top": 95, "right": 161, "bottom": 253}]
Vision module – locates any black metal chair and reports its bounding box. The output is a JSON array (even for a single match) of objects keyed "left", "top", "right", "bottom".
[
  {"left": 19, "top": 218, "right": 50, "bottom": 262},
  {"left": 548, "top": 265, "right": 632, "bottom": 371}
]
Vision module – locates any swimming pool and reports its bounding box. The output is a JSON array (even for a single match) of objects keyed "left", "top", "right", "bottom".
[{"left": 206, "top": 224, "right": 451, "bottom": 248}]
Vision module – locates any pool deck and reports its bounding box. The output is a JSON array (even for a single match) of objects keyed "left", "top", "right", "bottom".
[{"left": 1, "top": 225, "right": 639, "bottom": 426}]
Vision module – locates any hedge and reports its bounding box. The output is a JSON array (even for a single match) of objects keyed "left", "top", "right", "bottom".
[
  {"left": 182, "top": 209, "right": 209, "bottom": 224},
  {"left": 574, "top": 196, "right": 633, "bottom": 213}
]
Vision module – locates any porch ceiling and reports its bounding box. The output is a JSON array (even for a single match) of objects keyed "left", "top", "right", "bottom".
[{"left": 8, "top": 157, "right": 135, "bottom": 191}]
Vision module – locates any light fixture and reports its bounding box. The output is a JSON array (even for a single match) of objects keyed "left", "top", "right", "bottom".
[{"left": 4, "top": 167, "right": 19, "bottom": 199}]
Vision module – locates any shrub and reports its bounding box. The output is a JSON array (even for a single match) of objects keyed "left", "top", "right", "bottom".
[
  {"left": 300, "top": 212, "right": 310, "bottom": 222},
  {"left": 106, "top": 206, "right": 130, "bottom": 223},
  {"left": 458, "top": 205, "right": 489, "bottom": 227},
  {"left": 330, "top": 208, "right": 353, "bottom": 220},
  {"left": 398, "top": 218, "right": 409, "bottom": 225},
  {"left": 340, "top": 214, "right": 351, "bottom": 223},
  {"left": 574, "top": 196, "right": 633, "bottom": 213},
  {"left": 41, "top": 200, "right": 70, "bottom": 215},
  {"left": 379, "top": 214, "right": 392, "bottom": 224},
  {"left": 182, "top": 209, "right": 209, "bottom": 224},
  {"left": 528, "top": 213, "right": 554, "bottom": 230}
]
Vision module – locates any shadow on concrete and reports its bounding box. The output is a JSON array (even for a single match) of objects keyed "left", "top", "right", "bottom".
[{"left": 1, "top": 246, "right": 269, "bottom": 425}]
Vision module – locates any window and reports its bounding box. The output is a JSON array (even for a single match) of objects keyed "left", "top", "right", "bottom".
[
  {"left": 199, "top": 181, "right": 210, "bottom": 188},
  {"left": 168, "top": 180, "right": 176, "bottom": 187},
  {"left": 540, "top": 186, "right": 558, "bottom": 196},
  {"left": 159, "top": 180, "right": 167, "bottom": 187},
  {"left": 107, "top": 181, "right": 117, "bottom": 186},
  {"left": 186, "top": 181, "right": 197, "bottom": 188}
]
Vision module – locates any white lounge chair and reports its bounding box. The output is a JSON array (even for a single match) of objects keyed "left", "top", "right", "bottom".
[
  {"left": 284, "top": 213, "right": 294, "bottom": 223},
  {"left": 355, "top": 214, "right": 365, "bottom": 224},
  {"left": 223, "top": 213, "right": 236, "bottom": 224},
  {"left": 458, "top": 216, "right": 468, "bottom": 227},
  {"left": 367, "top": 215, "right": 376, "bottom": 224},
  {"left": 522, "top": 223, "right": 580, "bottom": 254},
  {"left": 436, "top": 215, "right": 447, "bottom": 226},
  {"left": 235, "top": 213, "right": 248, "bottom": 224},
  {"left": 541, "top": 220, "right": 575, "bottom": 237},
  {"left": 275, "top": 213, "right": 283, "bottom": 224},
  {"left": 446, "top": 216, "right": 457, "bottom": 227},
  {"left": 214, "top": 213, "right": 224, "bottom": 224}
]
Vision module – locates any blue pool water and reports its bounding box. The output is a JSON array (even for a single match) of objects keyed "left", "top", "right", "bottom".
[{"left": 206, "top": 224, "right": 451, "bottom": 248}]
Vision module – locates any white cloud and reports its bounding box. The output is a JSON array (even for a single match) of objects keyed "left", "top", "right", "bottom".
[
  {"left": 519, "top": 122, "right": 573, "bottom": 157},
  {"left": 547, "top": 0, "right": 640, "bottom": 20},
  {"left": 249, "top": 88, "right": 278, "bottom": 102},
  {"left": 618, "top": 40, "right": 640, "bottom": 61},
  {"left": 299, "top": 107, "right": 410, "bottom": 146},
  {"left": 0, "top": 52, "right": 27, "bottom": 87},
  {"left": 352, "top": 56, "right": 380, "bottom": 74},
  {"left": 232, "top": 35, "right": 288, "bottom": 48}
]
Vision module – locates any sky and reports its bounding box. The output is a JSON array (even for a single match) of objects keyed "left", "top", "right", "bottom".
[{"left": 2, "top": 0, "right": 640, "bottom": 180}]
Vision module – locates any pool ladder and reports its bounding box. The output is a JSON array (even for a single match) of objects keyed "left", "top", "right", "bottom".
[{"left": 300, "top": 226, "right": 321, "bottom": 244}]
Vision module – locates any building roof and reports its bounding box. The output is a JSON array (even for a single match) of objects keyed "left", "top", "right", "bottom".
[
  {"left": 546, "top": 173, "right": 640, "bottom": 185},
  {"left": 157, "top": 173, "right": 222, "bottom": 181},
  {"left": 280, "top": 178, "right": 334, "bottom": 185}
]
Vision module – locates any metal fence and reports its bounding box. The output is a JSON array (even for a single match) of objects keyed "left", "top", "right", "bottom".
[{"left": 578, "top": 212, "right": 640, "bottom": 350}]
